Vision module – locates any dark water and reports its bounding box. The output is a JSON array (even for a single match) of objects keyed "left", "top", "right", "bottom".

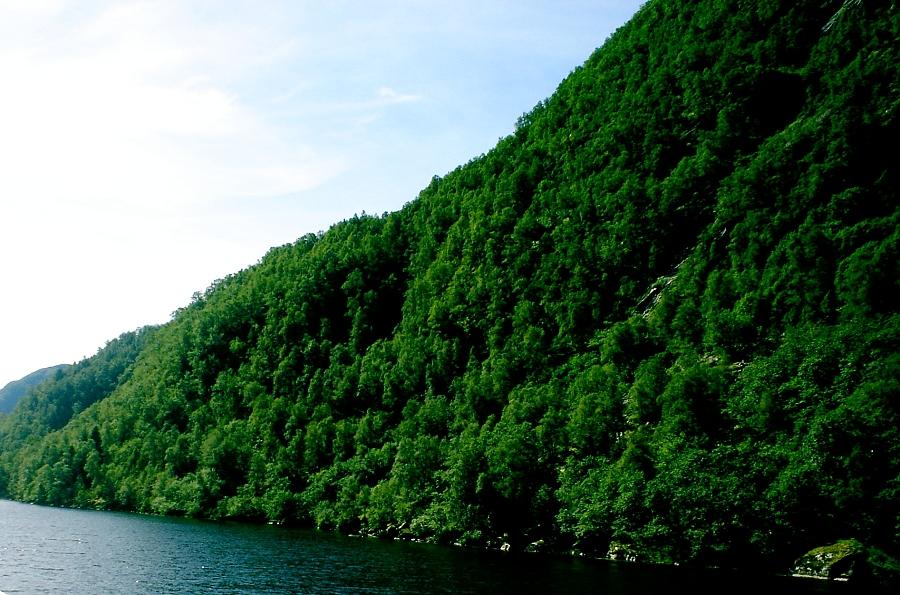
[{"left": 0, "top": 499, "right": 858, "bottom": 594}]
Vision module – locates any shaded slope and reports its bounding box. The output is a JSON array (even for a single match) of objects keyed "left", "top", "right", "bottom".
[{"left": 0, "top": 365, "right": 70, "bottom": 414}]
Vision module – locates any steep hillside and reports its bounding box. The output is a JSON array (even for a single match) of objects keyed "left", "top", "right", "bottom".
[{"left": 0, "top": 0, "right": 896, "bottom": 582}]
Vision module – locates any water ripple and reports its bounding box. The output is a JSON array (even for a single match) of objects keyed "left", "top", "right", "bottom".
[{"left": 0, "top": 500, "right": 859, "bottom": 594}]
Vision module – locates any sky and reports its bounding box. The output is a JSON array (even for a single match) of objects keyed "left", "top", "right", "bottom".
[{"left": 0, "top": 0, "right": 643, "bottom": 388}]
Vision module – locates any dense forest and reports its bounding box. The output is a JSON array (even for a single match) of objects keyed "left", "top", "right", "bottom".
[
  {"left": 1, "top": 0, "right": 897, "bottom": 583},
  {"left": 0, "top": 364, "right": 69, "bottom": 414}
]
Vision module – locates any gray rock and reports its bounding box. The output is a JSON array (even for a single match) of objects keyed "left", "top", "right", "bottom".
[
  {"left": 792, "top": 539, "right": 864, "bottom": 580},
  {"left": 607, "top": 541, "right": 639, "bottom": 563}
]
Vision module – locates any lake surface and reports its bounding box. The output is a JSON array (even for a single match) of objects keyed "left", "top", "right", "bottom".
[{"left": 0, "top": 499, "right": 859, "bottom": 594}]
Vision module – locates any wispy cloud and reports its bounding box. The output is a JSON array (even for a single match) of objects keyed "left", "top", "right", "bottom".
[
  {"left": 376, "top": 86, "right": 422, "bottom": 105},
  {"left": 0, "top": 1, "right": 342, "bottom": 213}
]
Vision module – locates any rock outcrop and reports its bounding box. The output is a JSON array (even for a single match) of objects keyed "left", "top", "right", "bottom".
[{"left": 792, "top": 539, "right": 864, "bottom": 580}]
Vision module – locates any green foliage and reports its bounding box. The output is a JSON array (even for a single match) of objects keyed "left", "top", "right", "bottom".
[
  {"left": 0, "top": 0, "right": 896, "bottom": 582},
  {"left": 0, "top": 364, "right": 70, "bottom": 414}
]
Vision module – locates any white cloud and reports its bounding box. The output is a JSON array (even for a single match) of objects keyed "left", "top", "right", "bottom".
[
  {"left": 0, "top": 1, "right": 343, "bottom": 214},
  {"left": 0, "top": 0, "right": 67, "bottom": 22}
]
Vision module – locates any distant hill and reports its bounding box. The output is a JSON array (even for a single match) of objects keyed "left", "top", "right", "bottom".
[{"left": 0, "top": 365, "right": 70, "bottom": 414}]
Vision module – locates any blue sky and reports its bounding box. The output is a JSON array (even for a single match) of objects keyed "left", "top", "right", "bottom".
[{"left": 0, "top": 0, "right": 643, "bottom": 388}]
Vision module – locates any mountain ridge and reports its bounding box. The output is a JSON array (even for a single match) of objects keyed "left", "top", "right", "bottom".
[{"left": 0, "top": 365, "right": 70, "bottom": 414}]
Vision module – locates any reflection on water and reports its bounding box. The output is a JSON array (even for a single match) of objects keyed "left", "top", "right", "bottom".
[{"left": 0, "top": 499, "right": 858, "bottom": 594}]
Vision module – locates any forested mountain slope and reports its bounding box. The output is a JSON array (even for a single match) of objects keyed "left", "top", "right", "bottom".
[
  {"left": 0, "top": 365, "right": 70, "bottom": 414},
  {"left": 1, "top": 0, "right": 897, "bottom": 581}
]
